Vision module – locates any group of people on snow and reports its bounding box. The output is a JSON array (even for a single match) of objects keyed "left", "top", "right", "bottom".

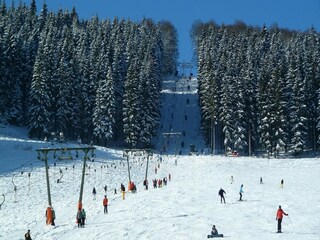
[
  {"left": 213, "top": 177, "right": 289, "bottom": 237},
  {"left": 217, "top": 184, "right": 244, "bottom": 204},
  {"left": 76, "top": 208, "right": 86, "bottom": 227}
]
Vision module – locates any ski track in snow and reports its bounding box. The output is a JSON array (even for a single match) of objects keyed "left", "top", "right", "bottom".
[{"left": 1, "top": 152, "right": 320, "bottom": 240}]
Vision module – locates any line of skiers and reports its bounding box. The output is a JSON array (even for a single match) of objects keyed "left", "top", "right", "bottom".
[{"left": 152, "top": 177, "right": 168, "bottom": 188}]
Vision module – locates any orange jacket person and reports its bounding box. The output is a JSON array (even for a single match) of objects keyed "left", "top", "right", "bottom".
[
  {"left": 103, "top": 195, "right": 108, "bottom": 214},
  {"left": 276, "top": 205, "right": 288, "bottom": 233}
]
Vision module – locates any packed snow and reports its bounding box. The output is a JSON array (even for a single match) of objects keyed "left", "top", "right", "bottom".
[{"left": 0, "top": 127, "right": 320, "bottom": 240}]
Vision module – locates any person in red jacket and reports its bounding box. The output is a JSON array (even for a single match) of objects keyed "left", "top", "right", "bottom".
[
  {"left": 276, "top": 205, "right": 288, "bottom": 233},
  {"left": 103, "top": 195, "right": 108, "bottom": 214}
]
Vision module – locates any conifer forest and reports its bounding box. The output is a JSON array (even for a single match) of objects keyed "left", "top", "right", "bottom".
[
  {"left": 1, "top": 1, "right": 320, "bottom": 156},
  {"left": 193, "top": 21, "right": 320, "bottom": 156},
  {"left": 0, "top": 1, "right": 178, "bottom": 148}
]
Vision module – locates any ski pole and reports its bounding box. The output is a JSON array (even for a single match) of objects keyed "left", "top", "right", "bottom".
[{"left": 288, "top": 215, "right": 294, "bottom": 233}]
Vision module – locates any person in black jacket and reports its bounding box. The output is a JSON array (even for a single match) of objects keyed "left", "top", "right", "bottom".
[
  {"left": 208, "top": 225, "right": 224, "bottom": 238},
  {"left": 25, "top": 229, "right": 32, "bottom": 240},
  {"left": 218, "top": 188, "right": 226, "bottom": 203}
]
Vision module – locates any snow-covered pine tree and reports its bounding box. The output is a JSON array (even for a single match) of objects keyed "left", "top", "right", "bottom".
[
  {"left": 288, "top": 36, "right": 308, "bottom": 155},
  {"left": 27, "top": 30, "right": 51, "bottom": 139}
]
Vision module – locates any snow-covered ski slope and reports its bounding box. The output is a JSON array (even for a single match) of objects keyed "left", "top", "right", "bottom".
[
  {"left": 154, "top": 75, "right": 206, "bottom": 154},
  {"left": 0, "top": 125, "right": 320, "bottom": 240}
]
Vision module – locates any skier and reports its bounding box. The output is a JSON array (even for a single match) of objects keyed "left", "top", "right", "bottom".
[
  {"left": 280, "top": 179, "right": 284, "bottom": 188},
  {"left": 103, "top": 195, "right": 109, "bottom": 214},
  {"left": 260, "top": 177, "right": 263, "bottom": 184},
  {"left": 239, "top": 184, "right": 244, "bottom": 201},
  {"left": 276, "top": 205, "right": 288, "bottom": 233},
  {"left": 104, "top": 185, "right": 107, "bottom": 194},
  {"left": 121, "top": 183, "right": 126, "bottom": 200},
  {"left": 207, "top": 225, "right": 224, "bottom": 238},
  {"left": 230, "top": 176, "right": 234, "bottom": 184},
  {"left": 51, "top": 207, "right": 56, "bottom": 226},
  {"left": 92, "top": 187, "right": 97, "bottom": 200},
  {"left": 169, "top": 173, "right": 171, "bottom": 181},
  {"left": 143, "top": 179, "right": 148, "bottom": 190},
  {"left": 155, "top": 166, "right": 157, "bottom": 174},
  {"left": 163, "top": 177, "right": 167, "bottom": 186},
  {"left": 131, "top": 182, "right": 137, "bottom": 193},
  {"left": 76, "top": 208, "right": 82, "bottom": 228},
  {"left": 218, "top": 188, "right": 226, "bottom": 203},
  {"left": 81, "top": 208, "right": 86, "bottom": 227},
  {"left": 24, "top": 229, "right": 32, "bottom": 240}
]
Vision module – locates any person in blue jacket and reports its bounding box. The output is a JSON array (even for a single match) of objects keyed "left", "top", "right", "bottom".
[{"left": 239, "top": 184, "right": 244, "bottom": 201}]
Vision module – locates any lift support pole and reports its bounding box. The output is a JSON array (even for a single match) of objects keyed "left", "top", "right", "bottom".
[{"left": 36, "top": 146, "right": 95, "bottom": 224}]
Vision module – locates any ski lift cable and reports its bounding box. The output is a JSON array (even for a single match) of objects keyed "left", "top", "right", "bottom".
[{"left": 0, "top": 194, "right": 5, "bottom": 210}]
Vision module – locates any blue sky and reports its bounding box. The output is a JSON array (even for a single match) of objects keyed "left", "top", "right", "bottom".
[{"left": 22, "top": 0, "right": 320, "bottom": 62}]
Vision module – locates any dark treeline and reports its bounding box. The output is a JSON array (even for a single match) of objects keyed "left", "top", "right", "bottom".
[
  {"left": 0, "top": 0, "right": 178, "bottom": 148},
  {"left": 192, "top": 21, "right": 320, "bottom": 157}
]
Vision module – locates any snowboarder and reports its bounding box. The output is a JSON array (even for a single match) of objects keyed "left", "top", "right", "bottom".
[
  {"left": 103, "top": 195, "right": 108, "bottom": 214},
  {"left": 25, "top": 229, "right": 32, "bottom": 240},
  {"left": 81, "top": 208, "right": 86, "bottom": 227},
  {"left": 92, "top": 187, "right": 97, "bottom": 200},
  {"left": 276, "top": 205, "right": 288, "bottom": 233},
  {"left": 218, "top": 188, "right": 226, "bottom": 203},
  {"left": 280, "top": 179, "right": 284, "bottom": 188},
  {"left": 260, "top": 177, "right": 263, "bottom": 184},
  {"left": 239, "top": 184, "right": 244, "bottom": 201},
  {"left": 207, "top": 225, "right": 224, "bottom": 238},
  {"left": 76, "top": 208, "right": 82, "bottom": 227}
]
